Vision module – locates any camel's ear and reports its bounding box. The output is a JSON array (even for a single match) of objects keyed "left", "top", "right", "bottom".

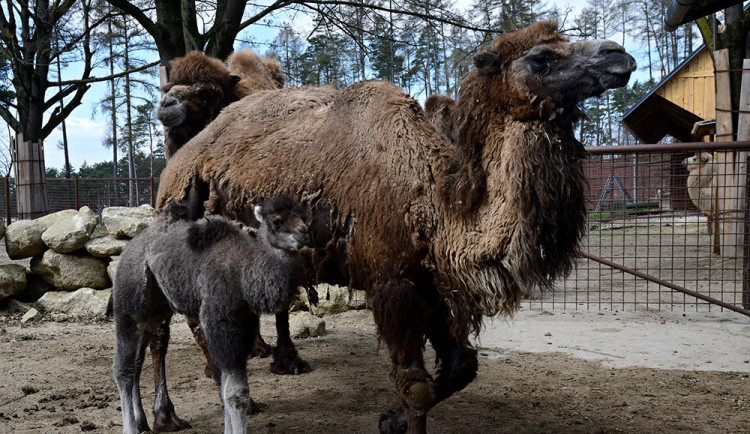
[
  {"left": 474, "top": 51, "right": 503, "bottom": 75},
  {"left": 254, "top": 205, "right": 263, "bottom": 223},
  {"left": 229, "top": 74, "right": 241, "bottom": 87}
]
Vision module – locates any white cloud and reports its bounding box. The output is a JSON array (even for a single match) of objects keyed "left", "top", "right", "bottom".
[{"left": 46, "top": 115, "right": 111, "bottom": 172}]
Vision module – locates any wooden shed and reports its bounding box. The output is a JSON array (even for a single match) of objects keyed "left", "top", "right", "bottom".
[
  {"left": 622, "top": 45, "right": 715, "bottom": 211},
  {"left": 623, "top": 45, "right": 715, "bottom": 143}
]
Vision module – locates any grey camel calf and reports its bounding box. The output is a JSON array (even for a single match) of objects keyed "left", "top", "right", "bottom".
[{"left": 111, "top": 196, "right": 309, "bottom": 434}]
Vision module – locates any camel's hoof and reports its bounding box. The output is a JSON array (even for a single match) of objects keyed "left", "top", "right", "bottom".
[
  {"left": 378, "top": 407, "right": 407, "bottom": 434},
  {"left": 270, "top": 355, "right": 312, "bottom": 375},
  {"left": 152, "top": 413, "right": 191, "bottom": 432},
  {"left": 270, "top": 347, "right": 312, "bottom": 375},
  {"left": 396, "top": 369, "right": 436, "bottom": 413},
  {"left": 248, "top": 399, "right": 268, "bottom": 415},
  {"left": 251, "top": 340, "right": 272, "bottom": 358},
  {"left": 203, "top": 363, "right": 214, "bottom": 379}
]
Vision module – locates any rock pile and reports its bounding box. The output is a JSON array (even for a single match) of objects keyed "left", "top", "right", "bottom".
[{"left": 0, "top": 205, "right": 154, "bottom": 316}]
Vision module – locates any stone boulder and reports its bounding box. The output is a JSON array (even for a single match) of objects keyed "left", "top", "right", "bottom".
[
  {"left": 30, "top": 250, "right": 109, "bottom": 290},
  {"left": 0, "top": 264, "right": 27, "bottom": 300},
  {"left": 289, "top": 311, "right": 326, "bottom": 339},
  {"left": 35, "top": 209, "right": 77, "bottom": 230},
  {"left": 310, "top": 284, "right": 357, "bottom": 315},
  {"left": 37, "top": 288, "right": 111, "bottom": 316},
  {"left": 41, "top": 207, "right": 98, "bottom": 253},
  {"left": 85, "top": 233, "right": 128, "bottom": 257},
  {"left": 5, "top": 220, "right": 46, "bottom": 259},
  {"left": 107, "top": 256, "right": 119, "bottom": 283},
  {"left": 102, "top": 204, "right": 154, "bottom": 238}
]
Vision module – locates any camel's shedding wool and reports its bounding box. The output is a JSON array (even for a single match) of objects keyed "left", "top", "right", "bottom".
[{"left": 157, "top": 21, "right": 633, "bottom": 339}]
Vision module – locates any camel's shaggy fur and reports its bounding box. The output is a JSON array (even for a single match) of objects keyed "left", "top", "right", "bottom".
[
  {"left": 112, "top": 197, "right": 309, "bottom": 434},
  {"left": 682, "top": 152, "right": 716, "bottom": 233},
  {"left": 424, "top": 94, "right": 456, "bottom": 139},
  {"left": 156, "top": 21, "right": 635, "bottom": 432},
  {"left": 157, "top": 50, "right": 283, "bottom": 159}
]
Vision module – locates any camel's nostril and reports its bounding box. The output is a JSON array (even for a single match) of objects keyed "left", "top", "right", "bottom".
[{"left": 161, "top": 95, "right": 177, "bottom": 107}]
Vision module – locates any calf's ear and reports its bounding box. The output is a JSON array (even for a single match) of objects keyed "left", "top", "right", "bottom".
[
  {"left": 254, "top": 205, "right": 264, "bottom": 223},
  {"left": 474, "top": 51, "right": 503, "bottom": 75}
]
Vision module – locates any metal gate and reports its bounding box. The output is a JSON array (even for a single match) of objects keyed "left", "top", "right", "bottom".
[{"left": 528, "top": 141, "right": 750, "bottom": 317}]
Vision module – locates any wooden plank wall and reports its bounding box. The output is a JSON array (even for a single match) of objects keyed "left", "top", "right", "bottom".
[{"left": 656, "top": 48, "right": 716, "bottom": 121}]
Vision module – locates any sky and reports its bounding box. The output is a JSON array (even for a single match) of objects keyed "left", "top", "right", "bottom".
[{"left": 36, "top": 0, "right": 635, "bottom": 172}]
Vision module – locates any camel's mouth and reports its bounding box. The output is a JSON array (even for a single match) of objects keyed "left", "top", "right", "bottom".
[
  {"left": 156, "top": 111, "right": 186, "bottom": 127},
  {"left": 598, "top": 71, "right": 633, "bottom": 91},
  {"left": 598, "top": 53, "right": 636, "bottom": 90}
]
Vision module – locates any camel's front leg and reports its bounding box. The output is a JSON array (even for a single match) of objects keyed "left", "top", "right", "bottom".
[
  {"left": 372, "top": 279, "right": 437, "bottom": 434},
  {"left": 270, "top": 310, "right": 312, "bottom": 374}
]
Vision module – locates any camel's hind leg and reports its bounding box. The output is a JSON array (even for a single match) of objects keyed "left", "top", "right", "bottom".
[
  {"left": 113, "top": 318, "right": 152, "bottom": 434},
  {"left": 371, "top": 279, "right": 436, "bottom": 434}
]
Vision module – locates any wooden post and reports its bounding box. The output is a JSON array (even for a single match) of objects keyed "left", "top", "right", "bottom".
[
  {"left": 159, "top": 65, "right": 169, "bottom": 97},
  {"left": 12, "top": 133, "right": 48, "bottom": 219},
  {"left": 714, "top": 50, "right": 737, "bottom": 257},
  {"left": 4, "top": 177, "right": 10, "bottom": 226},
  {"left": 734, "top": 59, "right": 750, "bottom": 262}
]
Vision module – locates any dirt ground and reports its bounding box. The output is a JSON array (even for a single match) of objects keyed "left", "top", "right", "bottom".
[{"left": 1, "top": 309, "right": 749, "bottom": 434}]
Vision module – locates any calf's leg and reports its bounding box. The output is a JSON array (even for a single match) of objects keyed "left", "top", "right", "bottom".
[
  {"left": 202, "top": 312, "right": 255, "bottom": 434},
  {"left": 114, "top": 318, "right": 151, "bottom": 434}
]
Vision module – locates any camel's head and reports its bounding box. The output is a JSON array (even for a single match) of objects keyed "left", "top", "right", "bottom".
[
  {"left": 469, "top": 21, "right": 636, "bottom": 122},
  {"left": 682, "top": 152, "right": 713, "bottom": 174},
  {"left": 155, "top": 51, "right": 243, "bottom": 157},
  {"left": 254, "top": 196, "right": 310, "bottom": 253}
]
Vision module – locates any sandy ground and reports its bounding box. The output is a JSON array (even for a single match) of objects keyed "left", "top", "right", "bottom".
[{"left": 1, "top": 308, "right": 748, "bottom": 434}]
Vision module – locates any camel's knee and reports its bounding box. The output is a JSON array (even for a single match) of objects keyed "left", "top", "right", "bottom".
[
  {"left": 220, "top": 370, "right": 250, "bottom": 434},
  {"left": 220, "top": 370, "right": 250, "bottom": 408}
]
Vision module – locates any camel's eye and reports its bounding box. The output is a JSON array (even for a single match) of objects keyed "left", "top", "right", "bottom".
[
  {"left": 528, "top": 53, "right": 553, "bottom": 72},
  {"left": 272, "top": 217, "right": 283, "bottom": 231}
]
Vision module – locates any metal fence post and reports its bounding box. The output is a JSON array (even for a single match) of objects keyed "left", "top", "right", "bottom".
[
  {"left": 150, "top": 177, "right": 155, "bottom": 207},
  {"left": 4, "top": 177, "right": 9, "bottom": 226}
]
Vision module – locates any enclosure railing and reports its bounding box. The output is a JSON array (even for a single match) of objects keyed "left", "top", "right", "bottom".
[
  {"left": 3, "top": 142, "right": 750, "bottom": 316},
  {"left": 535, "top": 141, "right": 750, "bottom": 317},
  {"left": 1, "top": 177, "right": 159, "bottom": 225}
]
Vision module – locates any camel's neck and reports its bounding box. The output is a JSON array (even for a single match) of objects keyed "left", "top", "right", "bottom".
[{"left": 431, "top": 120, "right": 587, "bottom": 332}]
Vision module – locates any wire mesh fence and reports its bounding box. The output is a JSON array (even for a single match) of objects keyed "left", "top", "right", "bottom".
[
  {"left": 0, "top": 177, "right": 159, "bottom": 225},
  {"left": 2, "top": 143, "right": 750, "bottom": 316},
  {"left": 532, "top": 142, "right": 750, "bottom": 316}
]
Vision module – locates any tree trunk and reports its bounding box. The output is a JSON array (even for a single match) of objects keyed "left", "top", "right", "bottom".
[
  {"left": 108, "top": 16, "right": 119, "bottom": 205},
  {"left": 12, "top": 134, "right": 48, "bottom": 219},
  {"left": 124, "top": 18, "right": 137, "bottom": 206}
]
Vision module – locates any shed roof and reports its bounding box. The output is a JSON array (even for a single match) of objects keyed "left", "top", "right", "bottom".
[{"left": 622, "top": 45, "right": 712, "bottom": 143}]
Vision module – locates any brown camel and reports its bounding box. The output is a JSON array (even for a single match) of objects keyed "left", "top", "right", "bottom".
[{"left": 153, "top": 21, "right": 635, "bottom": 433}]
